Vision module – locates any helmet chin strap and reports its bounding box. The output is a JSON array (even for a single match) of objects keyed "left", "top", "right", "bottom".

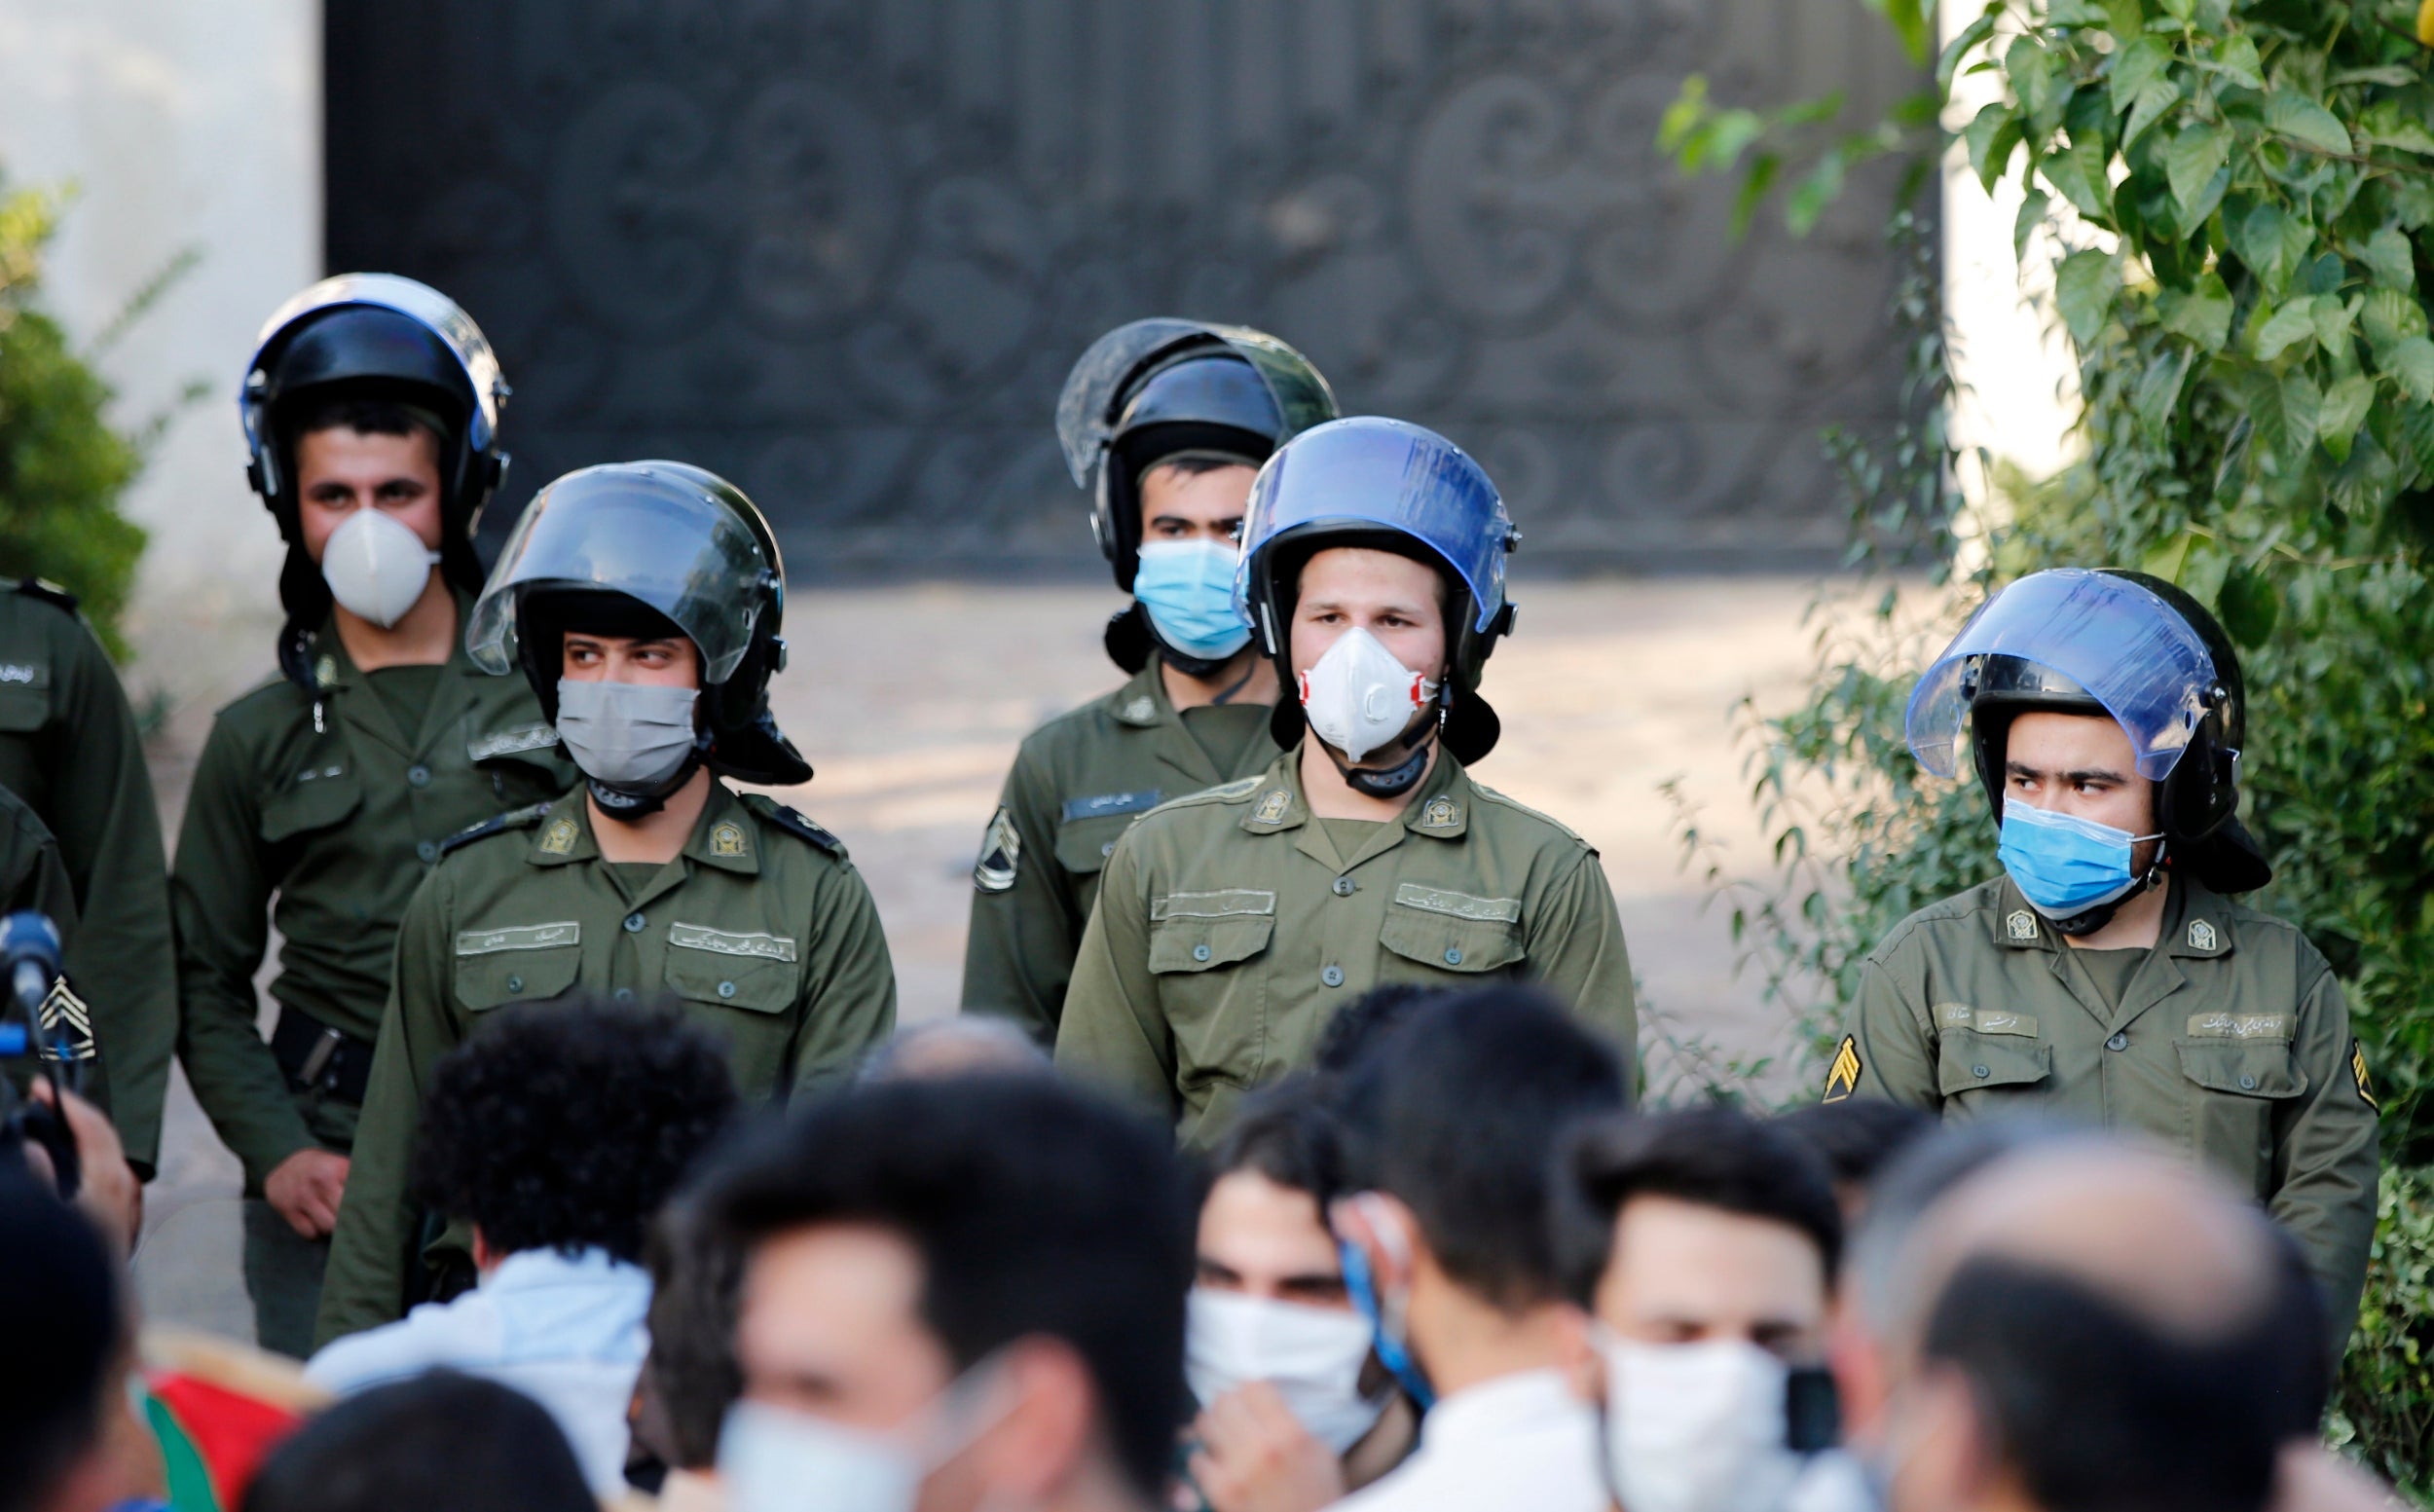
[
  {"left": 2047, "top": 843, "right": 2171, "bottom": 938},
  {"left": 584, "top": 739, "right": 709, "bottom": 823},
  {"left": 1317, "top": 699, "right": 1446, "bottom": 801}
]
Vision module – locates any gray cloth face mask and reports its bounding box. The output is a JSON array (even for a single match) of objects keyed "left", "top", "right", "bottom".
[{"left": 555, "top": 679, "right": 701, "bottom": 790}]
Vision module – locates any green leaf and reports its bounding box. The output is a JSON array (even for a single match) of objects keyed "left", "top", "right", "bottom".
[
  {"left": 2387, "top": 338, "right": 2434, "bottom": 404},
  {"left": 2362, "top": 286, "right": 2432, "bottom": 353},
  {"left": 2253, "top": 299, "right": 2318, "bottom": 360},
  {"left": 2133, "top": 345, "right": 2195, "bottom": 428},
  {"left": 1860, "top": 0, "right": 1936, "bottom": 67},
  {"left": 2329, "top": 65, "right": 2419, "bottom": 89},
  {"left": 2310, "top": 293, "right": 2357, "bottom": 358},
  {"left": 2159, "top": 272, "right": 2233, "bottom": 350},
  {"left": 1937, "top": 4, "right": 2001, "bottom": 93},
  {"left": 2231, "top": 200, "right": 2291, "bottom": 290},
  {"left": 2266, "top": 90, "right": 2355, "bottom": 158},
  {"left": 2013, "top": 188, "right": 2051, "bottom": 260},
  {"left": 2360, "top": 228, "right": 2416, "bottom": 292},
  {"left": 2204, "top": 32, "right": 2264, "bottom": 92},
  {"left": 2164, "top": 123, "right": 2231, "bottom": 219},
  {"left": 2042, "top": 136, "right": 2116, "bottom": 224},
  {"left": 2009, "top": 34, "right": 2056, "bottom": 122},
  {"left": 2110, "top": 35, "right": 2174, "bottom": 113},
  {"left": 2140, "top": 529, "right": 2197, "bottom": 582},
  {"left": 1786, "top": 151, "right": 1846, "bottom": 238},
  {"left": 2216, "top": 565, "right": 2281, "bottom": 647},
  {"left": 2056, "top": 248, "right": 2123, "bottom": 347},
  {"left": 2318, "top": 373, "right": 2376, "bottom": 462},
  {"left": 1729, "top": 153, "right": 1782, "bottom": 240},
  {"left": 2361, "top": 103, "right": 2434, "bottom": 158},
  {"left": 1965, "top": 103, "right": 2022, "bottom": 191},
  {"left": 2122, "top": 76, "right": 2183, "bottom": 147}
]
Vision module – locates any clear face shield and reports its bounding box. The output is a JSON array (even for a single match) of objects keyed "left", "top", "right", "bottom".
[
  {"left": 1903, "top": 569, "right": 2221, "bottom": 783},
  {"left": 465, "top": 462, "right": 777, "bottom": 685}
]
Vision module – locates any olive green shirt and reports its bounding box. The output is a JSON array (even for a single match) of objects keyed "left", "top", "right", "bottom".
[
  {"left": 0, "top": 582, "right": 177, "bottom": 1171},
  {"left": 314, "top": 780, "right": 898, "bottom": 1345},
  {"left": 962, "top": 658, "right": 1278, "bottom": 1042},
  {"left": 1055, "top": 746, "right": 1638, "bottom": 1147},
  {"left": 1835, "top": 874, "right": 2379, "bottom": 1335},
  {"left": 170, "top": 615, "right": 572, "bottom": 1187},
  {"left": 0, "top": 784, "right": 76, "bottom": 927}
]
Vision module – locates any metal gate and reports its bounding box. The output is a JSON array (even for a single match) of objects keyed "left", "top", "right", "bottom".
[{"left": 326, "top": 0, "right": 1920, "bottom": 576}]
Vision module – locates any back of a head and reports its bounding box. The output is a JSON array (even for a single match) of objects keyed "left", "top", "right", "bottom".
[
  {"left": 243, "top": 1373, "right": 593, "bottom": 1512},
  {"left": 858, "top": 1016, "right": 1051, "bottom": 1084},
  {"left": 1774, "top": 1097, "right": 1936, "bottom": 1192},
  {"left": 1554, "top": 1104, "right": 1843, "bottom": 1307},
  {"left": 411, "top": 999, "right": 741, "bottom": 1263},
  {"left": 0, "top": 1174, "right": 121, "bottom": 1512},
  {"left": 1204, "top": 1074, "right": 1346, "bottom": 1209},
  {"left": 1372, "top": 985, "right": 1627, "bottom": 1309},
  {"left": 706, "top": 1073, "right": 1194, "bottom": 1500},
  {"left": 637, "top": 1196, "right": 745, "bottom": 1473}
]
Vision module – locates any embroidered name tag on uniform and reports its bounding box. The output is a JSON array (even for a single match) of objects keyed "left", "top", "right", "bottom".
[
  {"left": 2187, "top": 1012, "right": 2294, "bottom": 1041},
  {"left": 669, "top": 922, "right": 797, "bottom": 962},
  {"left": 1392, "top": 884, "right": 1521, "bottom": 923},
  {"left": 456, "top": 922, "right": 581, "bottom": 955},
  {"left": 2006, "top": 910, "right": 2040, "bottom": 941},
  {"left": 710, "top": 821, "right": 748, "bottom": 858},
  {"left": 1936, "top": 1003, "right": 2040, "bottom": 1038},
  {"left": 1823, "top": 1035, "right": 1862, "bottom": 1102},
  {"left": 2186, "top": 919, "right": 2220, "bottom": 951},
  {"left": 1152, "top": 889, "right": 1276, "bottom": 921},
  {"left": 1061, "top": 790, "right": 1162, "bottom": 823},
  {"left": 539, "top": 815, "right": 580, "bottom": 855},
  {"left": 467, "top": 722, "right": 560, "bottom": 761},
  {"left": 1419, "top": 796, "right": 1461, "bottom": 830},
  {"left": 0, "top": 663, "right": 48, "bottom": 687}
]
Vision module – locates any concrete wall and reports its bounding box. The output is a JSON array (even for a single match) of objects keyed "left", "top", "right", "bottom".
[{"left": 0, "top": 0, "right": 318, "bottom": 704}]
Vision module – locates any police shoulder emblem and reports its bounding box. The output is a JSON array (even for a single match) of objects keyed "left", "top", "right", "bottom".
[
  {"left": 1122, "top": 696, "right": 1156, "bottom": 722},
  {"left": 539, "top": 815, "right": 581, "bottom": 856},
  {"left": 2353, "top": 1040, "right": 2379, "bottom": 1111},
  {"left": 973, "top": 807, "right": 1020, "bottom": 893},
  {"left": 710, "top": 820, "right": 748, "bottom": 858},
  {"left": 2006, "top": 909, "right": 2040, "bottom": 941},
  {"left": 1420, "top": 796, "right": 1460, "bottom": 830},
  {"left": 1823, "top": 1035, "right": 1862, "bottom": 1103},
  {"left": 2187, "top": 918, "right": 2219, "bottom": 951},
  {"left": 313, "top": 653, "right": 339, "bottom": 690},
  {"left": 1252, "top": 789, "right": 1292, "bottom": 826}
]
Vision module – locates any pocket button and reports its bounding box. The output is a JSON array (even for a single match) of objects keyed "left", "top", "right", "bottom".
[
  {"left": 718, "top": 981, "right": 737, "bottom": 1000},
  {"left": 2239, "top": 1074, "right": 2257, "bottom": 1090},
  {"left": 1444, "top": 947, "right": 1464, "bottom": 966},
  {"left": 505, "top": 975, "right": 524, "bottom": 994},
  {"left": 1973, "top": 1063, "right": 1990, "bottom": 1079},
  {"left": 1192, "top": 943, "right": 1211, "bottom": 962}
]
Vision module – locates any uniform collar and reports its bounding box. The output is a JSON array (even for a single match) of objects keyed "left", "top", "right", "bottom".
[
  {"left": 1236, "top": 742, "right": 1475, "bottom": 841},
  {"left": 309, "top": 590, "right": 486, "bottom": 693},
  {"left": 1983, "top": 871, "right": 2235, "bottom": 958},
  {"left": 1109, "top": 660, "right": 1175, "bottom": 730},
  {"left": 524, "top": 780, "right": 760, "bottom": 876}
]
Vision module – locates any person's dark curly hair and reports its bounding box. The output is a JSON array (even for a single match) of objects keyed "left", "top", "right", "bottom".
[{"left": 412, "top": 1000, "right": 741, "bottom": 1263}]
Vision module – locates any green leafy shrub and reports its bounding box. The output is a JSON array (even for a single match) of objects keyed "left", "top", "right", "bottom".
[
  {"left": 0, "top": 178, "right": 162, "bottom": 660},
  {"left": 2330, "top": 1164, "right": 2434, "bottom": 1499}
]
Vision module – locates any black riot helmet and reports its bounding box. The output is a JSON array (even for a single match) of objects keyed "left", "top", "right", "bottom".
[
  {"left": 1235, "top": 417, "right": 1521, "bottom": 794},
  {"left": 241, "top": 275, "right": 509, "bottom": 690},
  {"left": 1905, "top": 567, "right": 2268, "bottom": 907},
  {"left": 1055, "top": 319, "right": 1337, "bottom": 674},
  {"left": 467, "top": 461, "right": 811, "bottom": 792}
]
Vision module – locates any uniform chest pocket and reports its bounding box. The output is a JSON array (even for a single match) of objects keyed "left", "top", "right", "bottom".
[
  {"left": 1936, "top": 1029, "right": 2054, "bottom": 1097},
  {"left": 454, "top": 923, "right": 582, "bottom": 1013},
  {"left": 664, "top": 922, "right": 798, "bottom": 1014},
  {"left": 1380, "top": 885, "right": 1527, "bottom": 975},
  {"left": 0, "top": 674, "right": 49, "bottom": 733},
  {"left": 2177, "top": 1041, "right": 2307, "bottom": 1099},
  {"left": 1149, "top": 891, "right": 1276, "bottom": 974},
  {"left": 260, "top": 763, "right": 366, "bottom": 843},
  {"left": 1054, "top": 815, "right": 1141, "bottom": 880}
]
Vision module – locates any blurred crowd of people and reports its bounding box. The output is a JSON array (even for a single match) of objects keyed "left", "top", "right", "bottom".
[{"left": 6, "top": 977, "right": 2388, "bottom": 1512}]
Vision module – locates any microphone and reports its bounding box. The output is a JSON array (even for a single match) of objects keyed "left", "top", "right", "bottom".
[{"left": 0, "top": 910, "right": 63, "bottom": 1050}]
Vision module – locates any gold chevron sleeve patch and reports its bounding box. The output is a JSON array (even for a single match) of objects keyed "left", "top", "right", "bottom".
[
  {"left": 2353, "top": 1041, "right": 2379, "bottom": 1112},
  {"left": 1823, "top": 1035, "right": 1862, "bottom": 1103}
]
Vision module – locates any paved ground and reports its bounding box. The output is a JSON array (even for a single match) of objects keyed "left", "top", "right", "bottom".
[{"left": 127, "top": 576, "right": 1854, "bottom": 1341}]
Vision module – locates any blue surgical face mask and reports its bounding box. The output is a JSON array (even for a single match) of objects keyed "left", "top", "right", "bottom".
[
  {"left": 1997, "top": 801, "right": 2162, "bottom": 920},
  {"left": 1133, "top": 539, "right": 1252, "bottom": 661}
]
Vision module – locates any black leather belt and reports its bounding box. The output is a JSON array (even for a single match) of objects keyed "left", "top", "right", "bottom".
[{"left": 270, "top": 1008, "right": 375, "bottom": 1106}]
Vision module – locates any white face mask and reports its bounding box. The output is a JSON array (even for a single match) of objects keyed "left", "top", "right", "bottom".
[
  {"left": 1296, "top": 626, "right": 1440, "bottom": 762},
  {"left": 718, "top": 1359, "right": 1015, "bottom": 1512},
  {"left": 1601, "top": 1337, "right": 1807, "bottom": 1512},
  {"left": 1187, "top": 1288, "right": 1390, "bottom": 1454},
  {"left": 554, "top": 678, "right": 699, "bottom": 790},
  {"left": 320, "top": 507, "right": 439, "bottom": 629}
]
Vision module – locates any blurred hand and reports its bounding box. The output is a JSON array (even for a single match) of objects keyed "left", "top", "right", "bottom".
[
  {"left": 1190, "top": 1382, "right": 1346, "bottom": 1512},
  {"left": 265, "top": 1147, "right": 350, "bottom": 1239},
  {"left": 26, "top": 1080, "right": 141, "bottom": 1251}
]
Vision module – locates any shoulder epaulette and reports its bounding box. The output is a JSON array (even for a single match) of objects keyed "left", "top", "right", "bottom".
[
  {"left": 1202, "top": 775, "right": 1268, "bottom": 802},
  {"left": 439, "top": 801, "right": 552, "bottom": 857},
  {"left": 739, "top": 793, "right": 848, "bottom": 859},
  {"left": 14, "top": 578, "right": 79, "bottom": 615},
  {"left": 1468, "top": 781, "right": 1590, "bottom": 845}
]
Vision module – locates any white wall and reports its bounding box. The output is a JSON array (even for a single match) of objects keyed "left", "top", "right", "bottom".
[{"left": 0, "top": 0, "right": 317, "bottom": 701}]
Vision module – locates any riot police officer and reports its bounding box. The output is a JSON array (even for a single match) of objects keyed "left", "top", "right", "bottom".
[
  {"left": 1829, "top": 568, "right": 2377, "bottom": 1339},
  {"left": 314, "top": 460, "right": 897, "bottom": 1344},
  {"left": 961, "top": 320, "right": 1337, "bottom": 1041},
  {"left": 1054, "top": 417, "right": 1638, "bottom": 1146},
  {"left": 172, "top": 275, "right": 575, "bottom": 1354}
]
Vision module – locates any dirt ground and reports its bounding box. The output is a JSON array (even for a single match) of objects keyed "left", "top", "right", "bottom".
[{"left": 129, "top": 575, "right": 1856, "bottom": 1340}]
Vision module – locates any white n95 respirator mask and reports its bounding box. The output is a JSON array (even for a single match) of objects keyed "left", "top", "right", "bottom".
[
  {"left": 320, "top": 508, "right": 440, "bottom": 629},
  {"left": 1297, "top": 627, "right": 1440, "bottom": 762}
]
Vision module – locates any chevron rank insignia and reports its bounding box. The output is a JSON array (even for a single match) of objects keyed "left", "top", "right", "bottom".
[
  {"left": 37, "top": 977, "right": 95, "bottom": 1062},
  {"left": 1822, "top": 1035, "right": 1862, "bottom": 1103},
  {"left": 2353, "top": 1041, "right": 2379, "bottom": 1111},
  {"left": 973, "top": 807, "right": 1020, "bottom": 894}
]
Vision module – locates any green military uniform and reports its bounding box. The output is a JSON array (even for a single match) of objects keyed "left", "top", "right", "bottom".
[
  {"left": 314, "top": 779, "right": 898, "bottom": 1344},
  {"left": 169, "top": 611, "right": 572, "bottom": 1353},
  {"left": 962, "top": 656, "right": 1278, "bottom": 1041},
  {"left": 1055, "top": 746, "right": 1637, "bottom": 1146},
  {"left": 1831, "top": 872, "right": 2379, "bottom": 1334},
  {"left": 0, "top": 785, "right": 84, "bottom": 1080},
  {"left": 0, "top": 581, "right": 177, "bottom": 1172}
]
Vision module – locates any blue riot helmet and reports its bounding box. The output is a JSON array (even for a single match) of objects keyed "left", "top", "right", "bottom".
[
  {"left": 1236, "top": 418, "right": 1521, "bottom": 789},
  {"left": 240, "top": 274, "right": 509, "bottom": 690},
  {"left": 1056, "top": 319, "right": 1338, "bottom": 675},
  {"left": 1906, "top": 568, "right": 2268, "bottom": 918}
]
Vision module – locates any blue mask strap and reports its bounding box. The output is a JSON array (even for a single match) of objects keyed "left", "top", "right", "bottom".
[{"left": 1340, "top": 1238, "right": 1435, "bottom": 1412}]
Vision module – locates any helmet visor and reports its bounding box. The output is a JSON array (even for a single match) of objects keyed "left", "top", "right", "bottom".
[
  {"left": 242, "top": 274, "right": 503, "bottom": 455},
  {"left": 466, "top": 463, "right": 775, "bottom": 683},
  {"left": 1235, "top": 417, "right": 1511, "bottom": 634},
  {"left": 1054, "top": 319, "right": 1336, "bottom": 485},
  {"left": 1905, "top": 569, "right": 2218, "bottom": 782}
]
